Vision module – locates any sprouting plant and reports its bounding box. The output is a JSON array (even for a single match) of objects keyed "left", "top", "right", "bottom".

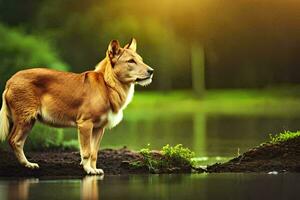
[
  {"left": 237, "top": 147, "right": 240, "bottom": 157},
  {"left": 269, "top": 131, "right": 300, "bottom": 144},
  {"left": 130, "top": 144, "right": 196, "bottom": 172},
  {"left": 162, "top": 144, "right": 195, "bottom": 166},
  {"left": 138, "top": 147, "right": 159, "bottom": 172}
]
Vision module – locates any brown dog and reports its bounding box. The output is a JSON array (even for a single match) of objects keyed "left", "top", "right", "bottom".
[{"left": 0, "top": 38, "right": 153, "bottom": 174}]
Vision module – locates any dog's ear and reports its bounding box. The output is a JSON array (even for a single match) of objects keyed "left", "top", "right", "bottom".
[
  {"left": 125, "top": 38, "right": 137, "bottom": 52},
  {"left": 107, "top": 40, "right": 121, "bottom": 64}
]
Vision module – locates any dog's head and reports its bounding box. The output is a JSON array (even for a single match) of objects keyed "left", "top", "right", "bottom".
[{"left": 107, "top": 38, "right": 154, "bottom": 86}]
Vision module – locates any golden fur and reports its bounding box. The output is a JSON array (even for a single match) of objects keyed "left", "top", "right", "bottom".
[{"left": 0, "top": 38, "right": 153, "bottom": 174}]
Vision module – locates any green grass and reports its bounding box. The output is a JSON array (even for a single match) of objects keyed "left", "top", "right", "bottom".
[
  {"left": 130, "top": 144, "right": 196, "bottom": 173},
  {"left": 127, "top": 87, "right": 300, "bottom": 118},
  {"left": 269, "top": 131, "right": 300, "bottom": 144}
]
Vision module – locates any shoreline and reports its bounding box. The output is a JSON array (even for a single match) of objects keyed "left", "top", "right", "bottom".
[
  {"left": 207, "top": 136, "right": 300, "bottom": 173},
  {"left": 0, "top": 147, "right": 197, "bottom": 178},
  {"left": 1, "top": 136, "right": 300, "bottom": 178}
]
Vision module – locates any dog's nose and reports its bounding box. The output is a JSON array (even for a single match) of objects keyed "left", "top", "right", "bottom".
[{"left": 147, "top": 68, "right": 154, "bottom": 75}]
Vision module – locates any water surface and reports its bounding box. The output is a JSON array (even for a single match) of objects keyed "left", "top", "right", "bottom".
[{"left": 1, "top": 174, "right": 299, "bottom": 200}]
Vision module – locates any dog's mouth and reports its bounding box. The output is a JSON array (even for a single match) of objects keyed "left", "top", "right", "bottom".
[
  {"left": 135, "top": 75, "right": 153, "bottom": 86},
  {"left": 136, "top": 77, "right": 150, "bottom": 82}
]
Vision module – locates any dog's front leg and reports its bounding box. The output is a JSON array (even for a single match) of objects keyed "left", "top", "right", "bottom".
[
  {"left": 78, "top": 130, "right": 83, "bottom": 165},
  {"left": 91, "top": 127, "right": 105, "bottom": 174},
  {"left": 77, "top": 120, "right": 96, "bottom": 175}
]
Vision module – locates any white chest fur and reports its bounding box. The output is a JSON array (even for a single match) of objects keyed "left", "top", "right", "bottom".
[{"left": 106, "top": 84, "right": 135, "bottom": 129}]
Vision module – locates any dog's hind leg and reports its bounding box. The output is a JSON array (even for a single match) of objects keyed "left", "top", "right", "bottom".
[
  {"left": 90, "top": 128, "right": 104, "bottom": 174},
  {"left": 8, "top": 120, "right": 39, "bottom": 169},
  {"left": 5, "top": 84, "right": 40, "bottom": 169}
]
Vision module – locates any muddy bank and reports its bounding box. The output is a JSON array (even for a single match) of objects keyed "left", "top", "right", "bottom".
[
  {"left": 0, "top": 147, "right": 197, "bottom": 178},
  {"left": 207, "top": 137, "right": 300, "bottom": 173},
  {"left": 2, "top": 136, "right": 300, "bottom": 177}
]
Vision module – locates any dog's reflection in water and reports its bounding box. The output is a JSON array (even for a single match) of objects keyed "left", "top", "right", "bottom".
[
  {"left": 7, "top": 176, "right": 103, "bottom": 200},
  {"left": 8, "top": 179, "right": 39, "bottom": 200},
  {"left": 81, "top": 175, "right": 103, "bottom": 200}
]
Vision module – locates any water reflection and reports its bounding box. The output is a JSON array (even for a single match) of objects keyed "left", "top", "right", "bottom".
[
  {"left": 1, "top": 174, "right": 300, "bottom": 200},
  {"left": 81, "top": 176, "right": 103, "bottom": 200},
  {"left": 0, "top": 176, "right": 104, "bottom": 200},
  {"left": 6, "top": 179, "right": 38, "bottom": 200}
]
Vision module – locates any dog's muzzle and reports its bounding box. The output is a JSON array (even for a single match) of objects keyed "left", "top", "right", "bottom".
[{"left": 135, "top": 74, "right": 153, "bottom": 86}]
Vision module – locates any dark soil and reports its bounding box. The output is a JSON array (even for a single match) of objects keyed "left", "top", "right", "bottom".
[
  {"left": 0, "top": 147, "right": 197, "bottom": 178},
  {"left": 1, "top": 137, "right": 300, "bottom": 177},
  {"left": 207, "top": 137, "right": 300, "bottom": 173}
]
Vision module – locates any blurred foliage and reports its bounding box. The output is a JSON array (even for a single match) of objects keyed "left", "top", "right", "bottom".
[
  {"left": 0, "top": 23, "right": 68, "bottom": 93},
  {"left": 1, "top": 0, "right": 299, "bottom": 89},
  {"left": 27, "top": 123, "right": 78, "bottom": 151},
  {"left": 33, "top": 2, "right": 190, "bottom": 89},
  {"left": 0, "top": 122, "right": 78, "bottom": 151}
]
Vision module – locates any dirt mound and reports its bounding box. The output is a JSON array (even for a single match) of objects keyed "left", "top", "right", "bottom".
[
  {"left": 2, "top": 136, "right": 299, "bottom": 177},
  {"left": 0, "top": 147, "right": 195, "bottom": 178},
  {"left": 207, "top": 137, "right": 300, "bottom": 173}
]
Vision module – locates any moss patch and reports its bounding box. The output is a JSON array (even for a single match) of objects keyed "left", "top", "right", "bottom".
[
  {"left": 269, "top": 131, "right": 300, "bottom": 144},
  {"left": 128, "top": 144, "right": 203, "bottom": 173}
]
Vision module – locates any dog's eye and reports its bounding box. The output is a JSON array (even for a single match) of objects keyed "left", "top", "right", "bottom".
[{"left": 128, "top": 59, "right": 136, "bottom": 64}]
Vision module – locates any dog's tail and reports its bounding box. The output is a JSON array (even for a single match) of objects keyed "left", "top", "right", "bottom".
[{"left": 0, "top": 89, "right": 11, "bottom": 141}]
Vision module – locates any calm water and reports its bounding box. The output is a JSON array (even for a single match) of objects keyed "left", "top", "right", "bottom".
[{"left": 1, "top": 174, "right": 300, "bottom": 200}]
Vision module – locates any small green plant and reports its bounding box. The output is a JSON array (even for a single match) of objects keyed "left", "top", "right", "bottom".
[
  {"left": 130, "top": 144, "right": 196, "bottom": 173},
  {"left": 269, "top": 131, "right": 300, "bottom": 144},
  {"left": 138, "top": 147, "right": 160, "bottom": 172},
  {"left": 162, "top": 144, "right": 195, "bottom": 166}
]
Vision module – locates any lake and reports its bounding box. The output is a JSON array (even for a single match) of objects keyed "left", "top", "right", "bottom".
[{"left": 1, "top": 174, "right": 300, "bottom": 200}]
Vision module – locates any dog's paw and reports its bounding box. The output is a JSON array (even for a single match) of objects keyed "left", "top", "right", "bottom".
[
  {"left": 25, "top": 162, "right": 39, "bottom": 169},
  {"left": 84, "top": 166, "right": 97, "bottom": 175},
  {"left": 94, "top": 168, "right": 104, "bottom": 175}
]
